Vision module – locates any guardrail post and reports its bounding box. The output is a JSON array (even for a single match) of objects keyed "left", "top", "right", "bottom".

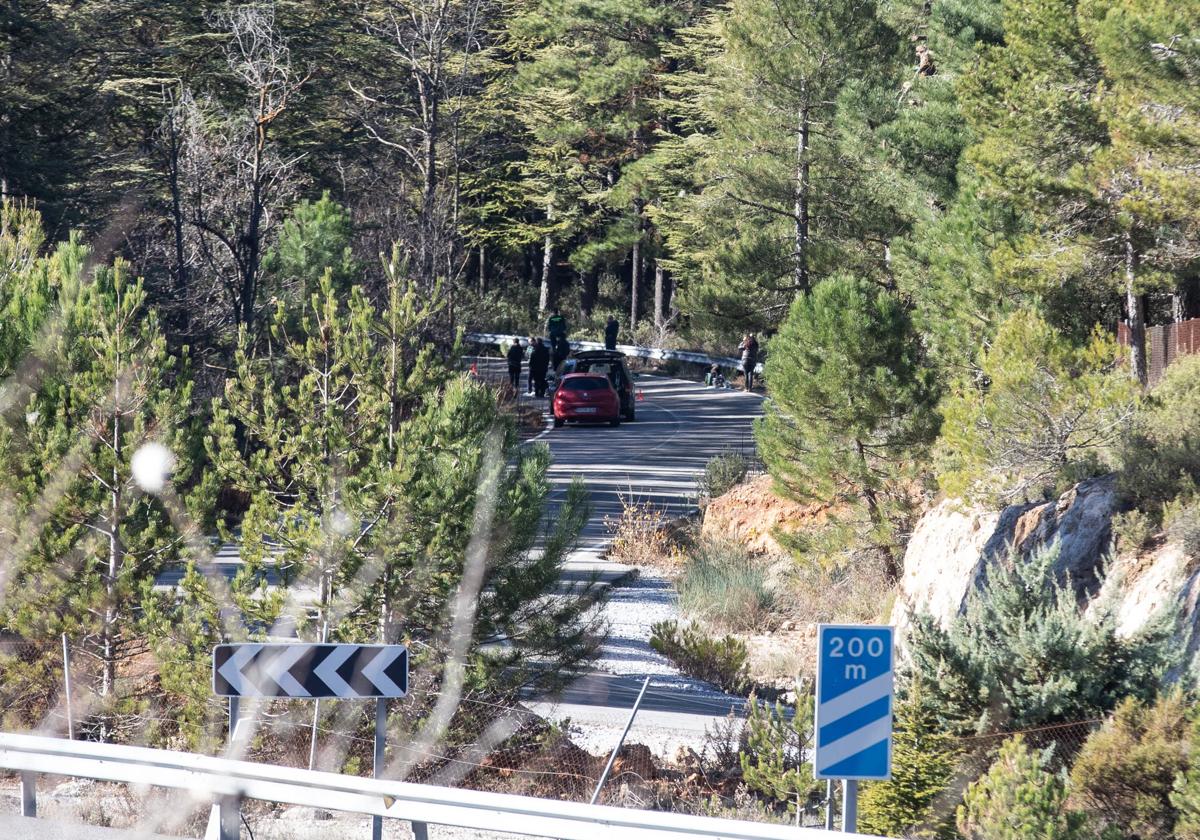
[
  {"left": 20, "top": 771, "right": 36, "bottom": 817},
  {"left": 218, "top": 794, "right": 241, "bottom": 840},
  {"left": 411, "top": 821, "right": 428, "bottom": 840}
]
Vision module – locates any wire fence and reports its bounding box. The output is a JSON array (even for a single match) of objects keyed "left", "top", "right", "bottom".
[{"left": 1, "top": 630, "right": 1113, "bottom": 838}]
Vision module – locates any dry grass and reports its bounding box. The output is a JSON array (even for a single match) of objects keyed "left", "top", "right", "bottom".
[
  {"left": 605, "top": 499, "right": 687, "bottom": 569},
  {"left": 781, "top": 552, "right": 894, "bottom": 626}
]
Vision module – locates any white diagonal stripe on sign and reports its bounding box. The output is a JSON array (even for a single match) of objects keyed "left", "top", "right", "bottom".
[
  {"left": 218, "top": 644, "right": 261, "bottom": 696},
  {"left": 362, "top": 647, "right": 403, "bottom": 696},
  {"left": 816, "top": 716, "right": 893, "bottom": 773},
  {"left": 817, "top": 671, "right": 893, "bottom": 726},
  {"left": 264, "top": 645, "right": 311, "bottom": 697},
  {"left": 314, "top": 645, "right": 356, "bottom": 697}
]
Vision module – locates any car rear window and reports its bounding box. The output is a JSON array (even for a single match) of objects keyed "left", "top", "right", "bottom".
[{"left": 562, "top": 377, "right": 610, "bottom": 391}]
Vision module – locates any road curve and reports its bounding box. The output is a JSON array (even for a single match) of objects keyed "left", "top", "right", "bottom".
[{"left": 525, "top": 372, "right": 765, "bottom": 757}]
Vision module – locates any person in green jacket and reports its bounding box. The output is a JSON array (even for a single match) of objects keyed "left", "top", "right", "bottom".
[{"left": 547, "top": 308, "right": 568, "bottom": 342}]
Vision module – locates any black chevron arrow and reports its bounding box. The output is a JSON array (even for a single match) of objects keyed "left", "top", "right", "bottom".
[{"left": 213, "top": 644, "right": 408, "bottom": 698}]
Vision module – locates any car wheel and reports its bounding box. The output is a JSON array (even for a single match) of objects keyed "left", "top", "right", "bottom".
[{"left": 553, "top": 416, "right": 564, "bottom": 428}]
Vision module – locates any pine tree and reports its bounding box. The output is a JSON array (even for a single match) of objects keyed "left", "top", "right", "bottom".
[
  {"left": 740, "top": 694, "right": 821, "bottom": 814},
  {"left": 958, "top": 736, "right": 1092, "bottom": 840},
  {"left": 935, "top": 309, "right": 1138, "bottom": 504},
  {"left": 756, "top": 274, "right": 938, "bottom": 580},
  {"left": 859, "top": 682, "right": 962, "bottom": 839},
  {"left": 0, "top": 256, "right": 194, "bottom": 738},
  {"left": 662, "top": 0, "right": 912, "bottom": 337}
]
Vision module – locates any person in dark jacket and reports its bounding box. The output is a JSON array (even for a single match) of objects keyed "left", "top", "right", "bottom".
[
  {"left": 739, "top": 333, "right": 759, "bottom": 391},
  {"left": 506, "top": 340, "right": 525, "bottom": 391},
  {"left": 551, "top": 334, "right": 570, "bottom": 370},
  {"left": 604, "top": 316, "right": 619, "bottom": 350},
  {"left": 547, "top": 308, "right": 568, "bottom": 342},
  {"left": 528, "top": 337, "right": 550, "bottom": 397}
]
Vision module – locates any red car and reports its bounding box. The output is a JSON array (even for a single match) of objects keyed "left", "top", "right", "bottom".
[{"left": 552, "top": 373, "right": 622, "bottom": 428}]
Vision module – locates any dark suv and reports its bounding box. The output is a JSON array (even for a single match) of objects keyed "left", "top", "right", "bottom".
[{"left": 551, "top": 350, "right": 637, "bottom": 421}]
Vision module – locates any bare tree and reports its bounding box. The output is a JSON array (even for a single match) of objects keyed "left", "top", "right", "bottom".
[
  {"left": 352, "top": 0, "right": 489, "bottom": 292},
  {"left": 168, "top": 5, "right": 307, "bottom": 339}
]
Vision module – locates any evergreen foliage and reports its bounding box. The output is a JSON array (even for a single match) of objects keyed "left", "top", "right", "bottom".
[
  {"left": 958, "top": 736, "right": 1091, "bottom": 840},
  {"left": 907, "top": 541, "right": 1175, "bottom": 736},
  {"left": 739, "top": 694, "right": 822, "bottom": 815},
  {"left": 0, "top": 252, "right": 194, "bottom": 738},
  {"left": 859, "top": 682, "right": 962, "bottom": 838},
  {"left": 936, "top": 309, "right": 1138, "bottom": 504},
  {"left": 757, "top": 274, "right": 938, "bottom": 578},
  {"left": 1070, "top": 690, "right": 1192, "bottom": 840}
]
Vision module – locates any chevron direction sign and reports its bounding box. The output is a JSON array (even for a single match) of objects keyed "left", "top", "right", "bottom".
[
  {"left": 813, "top": 624, "right": 894, "bottom": 780},
  {"left": 212, "top": 644, "right": 408, "bottom": 698}
]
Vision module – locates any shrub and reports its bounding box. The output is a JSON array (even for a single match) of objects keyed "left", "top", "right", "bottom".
[
  {"left": 860, "top": 682, "right": 962, "bottom": 839},
  {"left": 605, "top": 499, "right": 683, "bottom": 567},
  {"left": 1165, "top": 499, "right": 1200, "bottom": 558},
  {"left": 958, "top": 736, "right": 1091, "bottom": 840},
  {"left": 649, "top": 620, "right": 750, "bottom": 694},
  {"left": 677, "top": 539, "right": 774, "bottom": 631},
  {"left": 1111, "top": 508, "right": 1157, "bottom": 556},
  {"left": 1069, "top": 690, "right": 1191, "bottom": 840},
  {"left": 1120, "top": 354, "right": 1200, "bottom": 514},
  {"left": 936, "top": 309, "right": 1138, "bottom": 504},
  {"left": 698, "top": 451, "right": 749, "bottom": 502},
  {"left": 907, "top": 541, "right": 1176, "bottom": 736},
  {"left": 740, "top": 694, "right": 821, "bottom": 815}
]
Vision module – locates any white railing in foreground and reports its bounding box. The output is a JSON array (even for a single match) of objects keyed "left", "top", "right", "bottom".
[
  {"left": 465, "top": 332, "right": 764, "bottom": 375},
  {"left": 0, "top": 731, "right": 882, "bottom": 840}
]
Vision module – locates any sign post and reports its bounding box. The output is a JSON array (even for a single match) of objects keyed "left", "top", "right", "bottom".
[
  {"left": 212, "top": 643, "right": 408, "bottom": 840},
  {"left": 814, "top": 624, "right": 894, "bottom": 833}
]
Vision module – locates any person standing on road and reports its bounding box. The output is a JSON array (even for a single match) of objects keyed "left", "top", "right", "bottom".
[
  {"left": 506, "top": 339, "right": 525, "bottom": 392},
  {"left": 550, "top": 333, "right": 570, "bottom": 370},
  {"left": 604, "top": 315, "right": 619, "bottom": 350},
  {"left": 739, "top": 333, "right": 759, "bottom": 391},
  {"left": 547, "top": 308, "right": 568, "bottom": 343},
  {"left": 528, "top": 336, "right": 550, "bottom": 397}
]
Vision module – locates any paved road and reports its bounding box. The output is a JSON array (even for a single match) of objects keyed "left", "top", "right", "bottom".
[{"left": 519, "top": 371, "right": 765, "bottom": 757}]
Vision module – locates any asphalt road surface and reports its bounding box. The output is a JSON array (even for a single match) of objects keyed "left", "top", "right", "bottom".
[{"left": 521, "top": 371, "right": 765, "bottom": 757}]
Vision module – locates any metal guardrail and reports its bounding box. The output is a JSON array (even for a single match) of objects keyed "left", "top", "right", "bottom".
[
  {"left": 0, "top": 731, "right": 882, "bottom": 840},
  {"left": 465, "top": 332, "right": 765, "bottom": 375}
]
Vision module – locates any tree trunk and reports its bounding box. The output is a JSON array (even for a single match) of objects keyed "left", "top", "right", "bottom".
[
  {"left": 855, "top": 439, "right": 899, "bottom": 584},
  {"left": 1172, "top": 277, "right": 1198, "bottom": 323},
  {"left": 1125, "top": 233, "right": 1148, "bottom": 385},
  {"left": 630, "top": 201, "right": 644, "bottom": 329},
  {"left": 793, "top": 98, "right": 810, "bottom": 294},
  {"left": 539, "top": 204, "right": 553, "bottom": 314},
  {"left": 478, "top": 245, "right": 486, "bottom": 296},
  {"left": 654, "top": 260, "right": 665, "bottom": 332}
]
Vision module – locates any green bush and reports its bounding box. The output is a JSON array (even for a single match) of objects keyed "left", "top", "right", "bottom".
[
  {"left": 859, "top": 682, "right": 961, "bottom": 839},
  {"left": 1111, "top": 508, "right": 1157, "bottom": 556},
  {"left": 649, "top": 620, "right": 750, "bottom": 694},
  {"left": 678, "top": 539, "right": 774, "bottom": 631},
  {"left": 1120, "top": 354, "right": 1200, "bottom": 515},
  {"left": 739, "top": 695, "right": 821, "bottom": 815},
  {"left": 907, "top": 541, "right": 1176, "bottom": 736},
  {"left": 936, "top": 309, "right": 1138, "bottom": 505},
  {"left": 698, "top": 451, "right": 749, "bottom": 502},
  {"left": 958, "top": 736, "right": 1091, "bottom": 840},
  {"left": 1070, "top": 691, "right": 1192, "bottom": 840},
  {"left": 1165, "top": 499, "right": 1200, "bottom": 558}
]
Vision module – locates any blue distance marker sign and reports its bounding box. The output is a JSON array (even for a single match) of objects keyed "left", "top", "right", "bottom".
[{"left": 814, "top": 624, "right": 894, "bottom": 780}]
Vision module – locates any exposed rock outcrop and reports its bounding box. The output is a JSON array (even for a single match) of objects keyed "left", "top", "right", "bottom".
[{"left": 892, "top": 475, "right": 1117, "bottom": 634}]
